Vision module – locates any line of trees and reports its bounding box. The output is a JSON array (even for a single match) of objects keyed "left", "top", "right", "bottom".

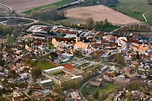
[
  {"left": 81, "top": 0, "right": 119, "bottom": 6},
  {"left": 148, "top": 0, "right": 152, "bottom": 5},
  {"left": 0, "top": 24, "right": 24, "bottom": 37},
  {"left": 83, "top": 17, "right": 114, "bottom": 31},
  {"left": 30, "top": 8, "right": 66, "bottom": 21},
  {"left": 113, "top": 24, "right": 151, "bottom": 36}
]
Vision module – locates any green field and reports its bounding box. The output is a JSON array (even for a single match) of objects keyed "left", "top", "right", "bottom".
[
  {"left": 34, "top": 60, "right": 56, "bottom": 70},
  {"left": 111, "top": 0, "right": 152, "bottom": 24},
  {"left": 23, "top": 0, "right": 71, "bottom": 15},
  {"left": 145, "top": 13, "right": 152, "bottom": 24},
  {"left": 82, "top": 82, "right": 118, "bottom": 97}
]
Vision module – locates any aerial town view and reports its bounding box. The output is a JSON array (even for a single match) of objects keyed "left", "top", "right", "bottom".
[{"left": 0, "top": 0, "right": 152, "bottom": 101}]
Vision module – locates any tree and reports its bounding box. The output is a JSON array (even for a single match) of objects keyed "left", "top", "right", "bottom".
[
  {"left": 31, "top": 67, "right": 42, "bottom": 81},
  {"left": 0, "top": 43, "right": 4, "bottom": 51},
  {"left": 56, "top": 95, "right": 65, "bottom": 101},
  {"left": 0, "top": 59, "right": 5, "bottom": 66},
  {"left": 102, "top": 19, "right": 109, "bottom": 28},
  {"left": 98, "top": 92, "right": 108, "bottom": 101},
  {"left": 126, "top": 80, "right": 141, "bottom": 90},
  {"left": 94, "top": 91, "right": 99, "bottom": 99},
  {"left": 125, "top": 91, "right": 132, "bottom": 101},
  {"left": 3, "top": 25, "right": 11, "bottom": 35},
  {"left": 148, "top": 0, "right": 152, "bottom": 5},
  {"left": 86, "top": 17, "right": 94, "bottom": 30},
  {"left": 108, "top": 95, "right": 114, "bottom": 101},
  {"left": 62, "top": 79, "right": 81, "bottom": 89},
  {"left": 30, "top": 9, "right": 66, "bottom": 21},
  {"left": 115, "top": 53, "right": 125, "bottom": 65},
  {"left": 86, "top": 70, "right": 93, "bottom": 77},
  {"left": 48, "top": 42, "right": 54, "bottom": 49}
]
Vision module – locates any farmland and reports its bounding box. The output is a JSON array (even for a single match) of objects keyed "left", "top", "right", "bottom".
[
  {"left": 111, "top": 0, "right": 152, "bottom": 24},
  {"left": 0, "top": 0, "right": 61, "bottom": 13},
  {"left": 0, "top": 38, "right": 7, "bottom": 44},
  {"left": 65, "top": 5, "right": 140, "bottom": 25},
  {"left": 0, "top": 3, "right": 12, "bottom": 16}
]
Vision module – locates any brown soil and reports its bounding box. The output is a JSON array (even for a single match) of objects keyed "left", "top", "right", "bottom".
[
  {"left": 0, "top": 0, "right": 60, "bottom": 12},
  {"left": 66, "top": 5, "right": 140, "bottom": 25}
]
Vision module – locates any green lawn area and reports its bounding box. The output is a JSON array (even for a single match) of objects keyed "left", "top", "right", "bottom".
[
  {"left": 84, "top": 57, "right": 101, "bottom": 62},
  {"left": 98, "top": 83, "right": 118, "bottom": 94},
  {"left": 145, "top": 13, "right": 152, "bottom": 24},
  {"left": 51, "top": 70, "right": 64, "bottom": 75},
  {"left": 34, "top": 60, "right": 56, "bottom": 70},
  {"left": 81, "top": 63, "right": 90, "bottom": 69},
  {"left": 82, "top": 82, "right": 118, "bottom": 97},
  {"left": 23, "top": 0, "right": 71, "bottom": 15},
  {"left": 6, "top": 36, "right": 14, "bottom": 44},
  {"left": 111, "top": 0, "right": 152, "bottom": 24}
]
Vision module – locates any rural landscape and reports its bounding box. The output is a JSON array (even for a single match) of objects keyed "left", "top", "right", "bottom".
[{"left": 0, "top": 0, "right": 152, "bottom": 101}]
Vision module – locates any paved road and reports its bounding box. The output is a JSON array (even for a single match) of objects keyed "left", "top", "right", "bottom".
[
  {"left": 79, "top": 64, "right": 109, "bottom": 101},
  {"left": 79, "top": 74, "right": 99, "bottom": 101},
  {"left": 0, "top": 3, "right": 12, "bottom": 15},
  {"left": 0, "top": 16, "right": 38, "bottom": 26},
  {"left": 142, "top": 11, "right": 152, "bottom": 23}
]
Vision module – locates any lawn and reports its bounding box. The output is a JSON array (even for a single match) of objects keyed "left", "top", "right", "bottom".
[
  {"left": 51, "top": 70, "right": 64, "bottom": 75},
  {"left": 98, "top": 83, "right": 118, "bottom": 94},
  {"left": 34, "top": 60, "right": 56, "bottom": 70},
  {"left": 145, "top": 13, "right": 152, "bottom": 25},
  {"left": 23, "top": 0, "right": 71, "bottom": 15},
  {"left": 84, "top": 57, "right": 101, "bottom": 62},
  {"left": 111, "top": 0, "right": 152, "bottom": 24},
  {"left": 82, "top": 82, "right": 118, "bottom": 97},
  {"left": 6, "top": 35, "right": 14, "bottom": 44}
]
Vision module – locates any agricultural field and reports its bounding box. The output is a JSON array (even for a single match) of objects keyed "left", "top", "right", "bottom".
[
  {"left": 65, "top": 5, "right": 140, "bottom": 25},
  {"left": 146, "top": 13, "right": 152, "bottom": 24},
  {"left": 0, "top": 38, "right": 7, "bottom": 44},
  {"left": 0, "top": 0, "right": 61, "bottom": 13},
  {"left": 0, "top": 3, "right": 12, "bottom": 16},
  {"left": 111, "top": 0, "right": 152, "bottom": 24}
]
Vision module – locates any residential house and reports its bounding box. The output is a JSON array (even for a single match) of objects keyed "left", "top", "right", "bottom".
[
  {"left": 54, "top": 28, "right": 77, "bottom": 38},
  {"left": 92, "top": 50, "right": 105, "bottom": 59},
  {"left": 52, "top": 38, "right": 60, "bottom": 48},
  {"left": 88, "top": 80, "right": 101, "bottom": 87},
  {"left": 116, "top": 37, "right": 127, "bottom": 47},
  {"left": 74, "top": 41, "right": 93, "bottom": 54},
  {"left": 65, "top": 89, "right": 81, "bottom": 101}
]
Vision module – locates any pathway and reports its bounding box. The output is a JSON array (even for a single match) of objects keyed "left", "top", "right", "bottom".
[{"left": 142, "top": 11, "right": 152, "bottom": 23}]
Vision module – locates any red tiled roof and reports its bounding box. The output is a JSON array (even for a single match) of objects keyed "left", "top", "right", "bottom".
[
  {"left": 75, "top": 41, "right": 89, "bottom": 49},
  {"left": 138, "top": 45, "right": 149, "bottom": 52},
  {"left": 54, "top": 29, "right": 76, "bottom": 34},
  {"left": 63, "top": 64, "right": 75, "bottom": 70},
  {"left": 102, "top": 40, "right": 109, "bottom": 44},
  {"left": 33, "top": 41, "right": 42, "bottom": 46}
]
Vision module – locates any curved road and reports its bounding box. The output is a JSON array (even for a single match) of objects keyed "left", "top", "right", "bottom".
[
  {"left": 0, "top": 3, "right": 13, "bottom": 15},
  {"left": 142, "top": 11, "right": 152, "bottom": 23},
  {"left": 79, "top": 76, "right": 96, "bottom": 101},
  {"left": 79, "top": 74, "right": 100, "bottom": 101},
  {"left": 79, "top": 66, "right": 109, "bottom": 101},
  {"left": 0, "top": 16, "right": 38, "bottom": 26}
]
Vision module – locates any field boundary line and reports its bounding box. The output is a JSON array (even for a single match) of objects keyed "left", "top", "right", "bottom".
[
  {"left": 142, "top": 11, "right": 152, "bottom": 23},
  {"left": 0, "top": 3, "right": 13, "bottom": 15}
]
